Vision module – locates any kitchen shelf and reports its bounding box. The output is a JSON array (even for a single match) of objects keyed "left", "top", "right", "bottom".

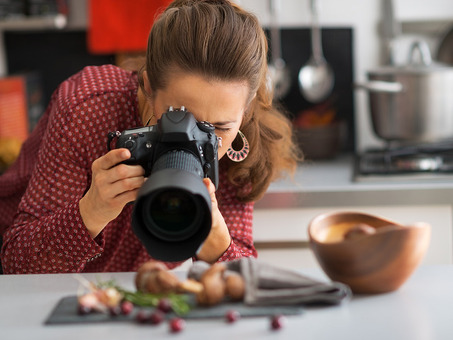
[{"left": 0, "top": 14, "right": 67, "bottom": 31}]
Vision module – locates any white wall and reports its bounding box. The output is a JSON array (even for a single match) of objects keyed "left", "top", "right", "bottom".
[{"left": 237, "top": 0, "right": 453, "bottom": 150}]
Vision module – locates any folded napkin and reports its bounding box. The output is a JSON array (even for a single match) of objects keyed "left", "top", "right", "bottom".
[{"left": 188, "top": 258, "right": 351, "bottom": 306}]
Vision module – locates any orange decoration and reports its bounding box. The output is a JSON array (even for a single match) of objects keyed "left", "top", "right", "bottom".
[
  {"left": 0, "top": 76, "right": 28, "bottom": 142},
  {"left": 88, "top": 0, "right": 172, "bottom": 54}
]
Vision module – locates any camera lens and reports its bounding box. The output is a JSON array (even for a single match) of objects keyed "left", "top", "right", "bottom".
[
  {"left": 151, "top": 190, "right": 196, "bottom": 231},
  {"left": 132, "top": 165, "right": 212, "bottom": 262},
  {"left": 142, "top": 189, "right": 201, "bottom": 240}
]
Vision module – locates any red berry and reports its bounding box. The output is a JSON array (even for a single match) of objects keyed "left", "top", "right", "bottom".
[
  {"left": 120, "top": 301, "right": 134, "bottom": 315},
  {"left": 157, "top": 298, "right": 173, "bottom": 313},
  {"left": 169, "top": 317, "right": 185, "bottom": 333},
  {"left": 225, "top": 310, "right": 240, "bottom": 323},
  {"left": 270, "top": 314, "right": 286, "bottom": 330},
  {"left": 149, "top": 310, "right": 165, "bottom": 325},
  {"left": 135, "top": 310, "right": 149, "bottom": 324}
]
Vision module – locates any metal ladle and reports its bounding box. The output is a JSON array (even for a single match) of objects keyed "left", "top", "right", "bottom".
[
  {"left": 298, "top": 0, "right": 334, "bottom": 103},
  {"left": 267, "top": 0, "right": 291, "bottom": 99}
]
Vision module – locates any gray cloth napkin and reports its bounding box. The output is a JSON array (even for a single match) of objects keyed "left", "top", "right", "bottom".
[{"left": 188, "top": 258, "right": 351, "bottom": 306}]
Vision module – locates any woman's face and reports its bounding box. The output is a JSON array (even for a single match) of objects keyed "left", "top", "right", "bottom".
[{"left": 150, "top": 72, "right": 250, "bottom": 159}]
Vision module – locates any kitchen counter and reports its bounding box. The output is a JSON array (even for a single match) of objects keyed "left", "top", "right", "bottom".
[
  {"left": 0, "top": 265, "right": 452, "bottom": 340},
  {"left": 256, "top": 154, "right": 453, "bottom": 209}
]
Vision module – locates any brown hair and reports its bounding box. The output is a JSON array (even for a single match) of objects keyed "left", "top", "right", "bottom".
[{"left": 138, "top": 0, "right": 301, "bottom": 202}]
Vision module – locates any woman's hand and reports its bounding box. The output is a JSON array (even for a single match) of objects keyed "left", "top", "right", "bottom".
[
  {"left": 195, "top": 178, "right": 231, "bottom": 263},
  {"left": 79, "top": 149, "right": 145, "bottom": 238}
]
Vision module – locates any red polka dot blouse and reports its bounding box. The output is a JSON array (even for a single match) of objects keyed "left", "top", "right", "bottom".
[{"left": 0, "top": 65, "right": 256, "bottom": 274}]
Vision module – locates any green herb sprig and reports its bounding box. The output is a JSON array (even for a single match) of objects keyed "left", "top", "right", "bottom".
[{"left": 96, "top": 279, "right": 192, "bottom": 315}]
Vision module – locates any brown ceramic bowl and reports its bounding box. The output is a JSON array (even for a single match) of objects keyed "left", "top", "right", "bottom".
[{"left": 308, "top": 211, "right": 431, "bottom": 294}]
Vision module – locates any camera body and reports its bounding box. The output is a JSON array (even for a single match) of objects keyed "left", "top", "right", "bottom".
[
  {"left": 108, "top": 107, "right": 219, "bottom": 262},
  {"left": 113, "top": 107, "right": 218, "bottom": 187}
]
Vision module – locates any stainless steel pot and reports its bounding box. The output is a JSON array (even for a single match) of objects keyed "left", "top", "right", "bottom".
[{"left": 358, "top": 41, "right": 453, "bottom": 143}]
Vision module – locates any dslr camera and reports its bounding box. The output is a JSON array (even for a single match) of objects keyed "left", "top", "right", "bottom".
[{"left": 108, "top": 107, "right": 219, "bottom": 262}]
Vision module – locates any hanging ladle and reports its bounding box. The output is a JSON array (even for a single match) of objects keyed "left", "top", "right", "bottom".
[
  {"left": 267, "top": 0, "right": 291, "bottom": 99},
  {"left": 298, "top": 0, "right": 334, "bottom": 103}
]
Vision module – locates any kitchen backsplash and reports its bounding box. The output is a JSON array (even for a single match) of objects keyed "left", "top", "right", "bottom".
[
  {"left": 5, "top": 30, "right": 114, "bottom": 114},
  {"left": 268, "top": 27, "right": 355, "bottom": 152},
  {"left": 5, "top": 27, "right": 355, "bottom": 153}
]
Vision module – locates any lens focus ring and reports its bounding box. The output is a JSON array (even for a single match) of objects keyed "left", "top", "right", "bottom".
[{"left": 152, "top": 150, "right": 203, "bottom": 178}]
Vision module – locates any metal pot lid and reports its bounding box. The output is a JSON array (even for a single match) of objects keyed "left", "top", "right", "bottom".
[{"left": 369, "top": 40, "right": 453, "bottom": 75}]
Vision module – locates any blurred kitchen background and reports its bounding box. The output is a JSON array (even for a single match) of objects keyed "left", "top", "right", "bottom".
[
  {"left": 241, "top": 0, "right": 453, "bottom": 151},
  {"left": 1, "top": 0, "right": 453, "bottom": 171}
]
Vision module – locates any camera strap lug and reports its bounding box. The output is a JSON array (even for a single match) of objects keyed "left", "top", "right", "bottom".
[{"left": 107, "top": 131, "right": 121, "bottom": 151}]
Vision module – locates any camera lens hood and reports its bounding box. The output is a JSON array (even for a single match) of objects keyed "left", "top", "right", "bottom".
[{"left": 132, "top": 168, "right": 212, "bottom": 262}]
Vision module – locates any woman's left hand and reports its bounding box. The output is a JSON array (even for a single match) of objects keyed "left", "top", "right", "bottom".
[{"left": 195, "top": 178, "right": 231, "bottom": 263}]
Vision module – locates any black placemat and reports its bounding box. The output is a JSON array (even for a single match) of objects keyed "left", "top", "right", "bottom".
[{"left": 45, "top": 295, "right": 304, "bottom": 325}]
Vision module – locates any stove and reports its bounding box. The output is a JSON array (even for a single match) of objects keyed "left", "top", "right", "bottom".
[{"left": 354, "top": 140, "right": 453, "bottom": 182}]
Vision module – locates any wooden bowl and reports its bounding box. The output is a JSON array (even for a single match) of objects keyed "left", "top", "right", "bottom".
[{"left": 308, "top": 211, "right": 431, "bottom": 294}]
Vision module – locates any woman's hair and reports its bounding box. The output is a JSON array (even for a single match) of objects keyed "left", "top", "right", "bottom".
[{"left": 138, "top": 0, "right": 301, "bottom": 202}]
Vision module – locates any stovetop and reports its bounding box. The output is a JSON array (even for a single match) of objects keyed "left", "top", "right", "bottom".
[{"left": 354, "top": 140, "right": 453, "bottom": 182}]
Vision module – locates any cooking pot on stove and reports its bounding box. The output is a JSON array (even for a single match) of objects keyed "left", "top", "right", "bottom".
[{"left": 357, "top": 40, "right": 453, "bottom": 142}]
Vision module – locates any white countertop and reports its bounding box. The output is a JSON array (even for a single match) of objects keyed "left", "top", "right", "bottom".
[
  {"left": 256, "top": 154, "right": 453, "bottom": 208},
  {"left": 0, "top": 265, "right": 452, "bottom": 340}
]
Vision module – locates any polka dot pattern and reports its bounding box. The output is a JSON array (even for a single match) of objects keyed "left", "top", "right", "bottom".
[{"left": 0, "top": 65, "right": 256, "bottom": 274}]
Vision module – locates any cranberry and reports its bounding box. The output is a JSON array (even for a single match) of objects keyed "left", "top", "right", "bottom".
[
  {"left": 149, "top": 310, "right": 165, "bottom": 325},
  {"left": 135, "top": 310, "right": 149, "bottom": 324},
  {"left": 169, "top": 317, "right": 186, "bottom": 333},
  {"left": 225, "top": 310, "right": 240, "bottom": 323},
  {"left": 120, "top": 301, "right": 134, "bottom": 315},
  {"left": 157, "top": 298, "right": 173, "bottom": 313},
  {"left": 270, "top": 314, "right": 286, "bottom": 330}
]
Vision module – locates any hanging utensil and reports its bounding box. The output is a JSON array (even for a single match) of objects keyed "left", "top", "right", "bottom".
[
  {"left": 380, "top": 0, "right": 401, "bottom": 65},
  {"left": 267, "top": 0, "right": 291, "bottom": 99},
  {"left": 298, "top": 0, "right": 334, "bottom": 103}
]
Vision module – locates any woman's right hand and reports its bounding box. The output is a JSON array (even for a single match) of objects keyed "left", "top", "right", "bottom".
[{"left": 79, "top": 149, "right": 145, "bottom": 238}]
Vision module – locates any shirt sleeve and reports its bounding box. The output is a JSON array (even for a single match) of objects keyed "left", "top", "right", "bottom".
[
  {"left": 1, "top": 90, "right": 111, "bottom": 274},
  {"left": 216, "top": 195, "right": 257, "bottom": 262}
]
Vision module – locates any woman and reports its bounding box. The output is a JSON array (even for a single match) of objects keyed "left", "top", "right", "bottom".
[{"left": 0, "top": 0, "right": 300, "bottom": 274}]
